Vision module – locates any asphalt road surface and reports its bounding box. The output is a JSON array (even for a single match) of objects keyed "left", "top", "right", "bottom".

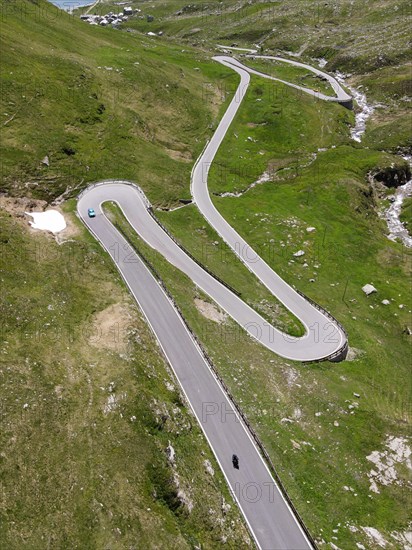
[
  {"left": 78, "top": 56, "right": 352, "bottom": 549},
  {"left": 79, "top": 182, "right": 346, "bottom": 362},
  {"left": 78, "top": 188, "right": 313, "bottom": 549},
  {"left": 216, "top": 54, "right": 352, "bottom": 105}
]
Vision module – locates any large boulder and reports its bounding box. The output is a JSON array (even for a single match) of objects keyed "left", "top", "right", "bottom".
[{"left": 362, "top": 284, "right": 377, "bottom": 296}]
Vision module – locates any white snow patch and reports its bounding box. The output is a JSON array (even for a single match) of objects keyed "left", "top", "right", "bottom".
[{"left": 26, "top": 210, "right": 66, "bottom": 233}]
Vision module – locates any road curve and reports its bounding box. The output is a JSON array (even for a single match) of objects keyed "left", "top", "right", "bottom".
[
  {"left": 79, "top": 181, "right": 346, "bottom": 362},
  {"left": 77, "top": 56, "right": 351, "bottom": 549},
  {"left": 217, "top": 54, "right": 353, "bottom": 105},
  {"left": 191, "top": 55, "right": 348, "bottom": 362},
  {"left": 78, "top": 183, "right": 313, "bottom": 549}
]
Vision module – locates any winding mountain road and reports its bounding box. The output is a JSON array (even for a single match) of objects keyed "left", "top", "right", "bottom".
[{"left": 77, "top": 55, "right": 351, "bottom": 549}]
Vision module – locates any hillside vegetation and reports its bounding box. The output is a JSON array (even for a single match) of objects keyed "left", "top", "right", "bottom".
[
  {"left": 0, "top": 1, "right": 252, "bottom": 547},
  {"left": 1, "top": 1, "right": 411, "bottom": 549},
  {"left": 0, "top": 0, "right": 237, "bottom": 206},
  {"left": 122, "top": 0, "right": 411, "bottom": 152}
]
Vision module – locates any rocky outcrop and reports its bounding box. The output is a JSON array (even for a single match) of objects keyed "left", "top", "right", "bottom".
[{"left": 372, "top": 162, "right": 411, "bottom": 188}]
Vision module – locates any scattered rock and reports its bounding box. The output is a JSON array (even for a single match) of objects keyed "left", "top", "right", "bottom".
[
  {"left": 390, "top": 528, "right": 412, "bottom": 549},
  {"left": 103, "top": 392, "right": 125, "bottom": 415},
  {"left": 166, "top": 442, "right": 175, "bottom": 463},
  {"left": 293, "top": 407, "right": 302, "bottom": 420},
  {"left": 361, "top": 526, "right": 388, "bottom": 548},
  {"left": 381, "top": 299, "right": 390, "bottom": 305},
  {"left": 293, "top": 250, "right": 305, "bottom": 257},
  {"left": 221, "top": 497, "right": 231, "bottom": 515},
  {"left": 306, "top": 226, "right": 316, "bottom": 233},
  {"left": 362, "top": 284, "right": 377, "bottom": 296},
  {"left": 366, "top": 435, "right": 411, "bottom": 494},
  {"left": 346, "top": 348, "right": 364, "bottom": 361},
  {"left": 41, "top": 155, "right": 49, "bottom": 166},
  {"left": 334, "top": 421, "right": 339, "bottom": 427},
  {"left": 194, "top": 298, "right": 226, "bottom": 324},
  {"left": 204, "top": 459, "right": 214, "bottom": 476}
]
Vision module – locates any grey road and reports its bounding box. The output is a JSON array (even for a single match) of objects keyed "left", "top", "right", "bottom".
[
  {"left": 78, "top": 186, "right": 313, "bottom": 549},
  {"left": 217, "top": 54, "right": 352, "bottom": 105},
  {"left": 79, "top": 181, "right": 346, "bottom": 362},
  {"left": 77, "top": 56, "right": 352, "bottom": 549},
  {"left": 191, "top": 55, "right": 348, "bottom": 361}
]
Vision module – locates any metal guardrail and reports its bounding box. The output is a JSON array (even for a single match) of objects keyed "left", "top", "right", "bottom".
[
  {"left": 295, "top": 289, "right": 348, "bottom": 363},
  {"left": 80, "top": 179, "right": 241, "bottom": 296},
  {"left": 146, "top": 194, "right": 347, "bottom": 364},
  {"left": 79, "top": 180, "right": 348, "bottom": 364},
  {"left": 111, "top": 216, "right": 318, "bottom": 550}
]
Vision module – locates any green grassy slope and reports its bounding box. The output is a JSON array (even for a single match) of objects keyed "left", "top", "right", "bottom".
[
  {"left": 122, "top": 0, "right": 411, "bottom": 152},
  {"left": 0, "top": 204, "right": 251, "bottom": 548},
  {"left": 0, "top": 0, "right": 238, "bottom": 206},
  {"left": 0, "top": 1, "right": 252, "bottom": 546},
  {"left": 1, "top": 0, "right": 411, "bottom": 548},
  {"left": 145, "top": 74, "right": 412, "bottom": 549}
]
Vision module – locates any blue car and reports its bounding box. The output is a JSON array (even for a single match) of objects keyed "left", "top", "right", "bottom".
[{"left": 87, "top": 208, "right": 96, "bottom": 218}]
